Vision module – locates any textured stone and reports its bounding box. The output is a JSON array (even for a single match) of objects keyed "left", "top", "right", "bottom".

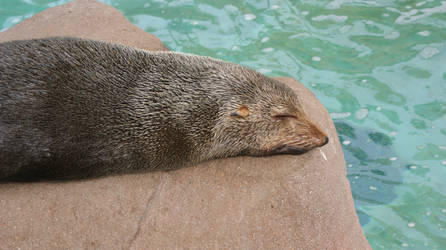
[
  {"left": 0, "top": 0, "right": 168, "bottom": 51},
  {"left": 0, "top": 0, "right": 370, "bottom": 249}
]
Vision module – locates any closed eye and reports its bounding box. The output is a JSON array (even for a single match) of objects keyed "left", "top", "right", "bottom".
[{"left": 273, "top": 114, "right": 297, "bottom": 120}]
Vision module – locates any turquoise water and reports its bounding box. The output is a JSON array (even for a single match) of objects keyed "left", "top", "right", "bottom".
[{"left": 1, "top": 0, "right": 446, "bottom": 248}]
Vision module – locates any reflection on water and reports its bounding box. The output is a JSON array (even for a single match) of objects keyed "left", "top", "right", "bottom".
[
  {"left": 1, "top": 0, "right": 446, "bottom": 249},
  {"left": 334, "top": 119, "right": 443, "bottom": 248},
  {"left": 336, "top": 121, "right": 403, "bottom": 208}
]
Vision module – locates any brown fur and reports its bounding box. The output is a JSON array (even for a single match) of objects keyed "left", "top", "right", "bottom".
[{"left": 0, "top": 37, "right": 328, "bottom": 181}]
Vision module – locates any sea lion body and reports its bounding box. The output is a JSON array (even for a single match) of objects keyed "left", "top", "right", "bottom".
[{"left": 0, "top": 37, "right": 328, "bottom": 181}]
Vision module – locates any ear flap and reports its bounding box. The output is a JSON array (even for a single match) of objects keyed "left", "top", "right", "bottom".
[{"left": 230, "top": 106, "right": 250, "bottom": 118}]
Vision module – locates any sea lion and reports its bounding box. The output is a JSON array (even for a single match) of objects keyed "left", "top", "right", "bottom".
[{"left": 0, "top": 37, "right": 328, "bottom": 181}]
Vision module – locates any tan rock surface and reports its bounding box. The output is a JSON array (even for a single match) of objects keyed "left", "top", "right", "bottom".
[
  {"left": 0, "top": 0, "right": 370, "bottom": 249},
  {"left": 0, "top": 0, "right": 168, "bottom": 51}
]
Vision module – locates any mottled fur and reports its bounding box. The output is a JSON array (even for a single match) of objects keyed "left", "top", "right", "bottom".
[{"left": 0, "top": 37, "right": 328, "bottom": 181}]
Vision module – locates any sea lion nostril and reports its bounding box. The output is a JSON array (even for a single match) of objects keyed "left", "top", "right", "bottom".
[{"left": 323, "top": 137, "right": 329, "bottom": 146}]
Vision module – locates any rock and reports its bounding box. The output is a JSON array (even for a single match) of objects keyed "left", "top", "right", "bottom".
[
  {"left": 0, "top": 0, "right": 370, "bottom": 249},
  {"left": 0, "top": 0, "right": 168, "bottom": 51}
]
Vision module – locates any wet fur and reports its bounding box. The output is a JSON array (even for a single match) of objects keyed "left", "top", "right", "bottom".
[{"left": 0, "top": 37, "right": 327, "bottom": 181}]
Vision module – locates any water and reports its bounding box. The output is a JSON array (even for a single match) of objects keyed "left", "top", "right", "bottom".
[{"left": 1, "top": 0, "right": 446, "bottom": 248}]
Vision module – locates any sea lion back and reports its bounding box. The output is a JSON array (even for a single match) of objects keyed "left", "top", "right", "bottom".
[{"left": 0, "top": 38, "right": 168, "bottom": 180}]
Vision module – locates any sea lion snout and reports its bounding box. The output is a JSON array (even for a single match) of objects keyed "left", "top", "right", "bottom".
[
  {"left": 308, "top": 121, "right": 329, "bottom": 147},
  {"left": 260, "top": 121, "right": 329, "bottom": 156}
]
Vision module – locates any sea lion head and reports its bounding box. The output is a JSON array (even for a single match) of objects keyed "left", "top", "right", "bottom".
[{"left": 210, "top": 69, "right": 328, "bottom": 158}]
